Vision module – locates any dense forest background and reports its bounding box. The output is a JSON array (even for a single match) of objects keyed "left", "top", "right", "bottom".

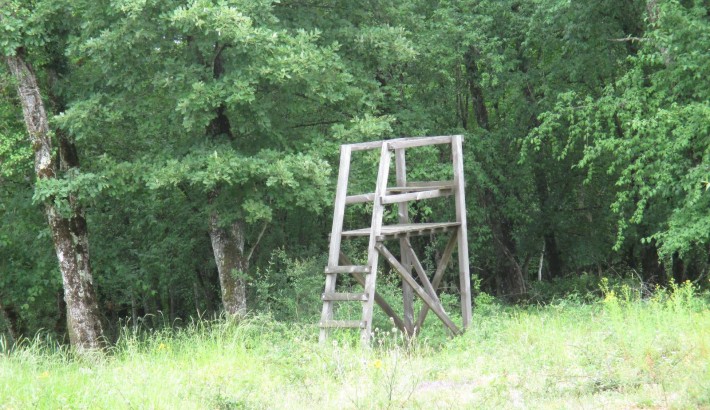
[{"left": 1, "top": 0, "right": 708, "bottom": 349}]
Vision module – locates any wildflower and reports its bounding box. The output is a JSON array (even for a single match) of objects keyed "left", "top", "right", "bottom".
[
  {"left": 372, "top": 359, "right": 383, "bottom": 369},
  {"left": 38, "top": 371, "right": 50, "bottom": 379},
  {"left": 157, "top": 343, "right": 167, "bottom": 351}
]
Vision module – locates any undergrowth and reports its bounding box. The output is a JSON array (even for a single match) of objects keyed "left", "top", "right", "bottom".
[{"left": 1, "top": 281, "right": 708, "bottom": 409}]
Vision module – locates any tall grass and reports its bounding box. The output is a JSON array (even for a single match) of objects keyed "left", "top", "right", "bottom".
[{"left": 1, "top": 282, "right": 708, "bottom": 409}]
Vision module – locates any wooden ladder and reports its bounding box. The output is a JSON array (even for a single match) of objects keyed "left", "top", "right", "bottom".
[{"left": 319, "top": 136, "right": 472, "bottom": 345}]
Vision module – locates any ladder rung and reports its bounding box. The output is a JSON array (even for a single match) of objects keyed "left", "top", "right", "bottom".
[
  {"left": 319, "top": 320, "right": 366, "bottom": 329},
  {"left": 324, "top": 265, "right": 371, "bottom": 274},
  {"left": 322, "top": 292, "right": 368, "bottom": 301}
]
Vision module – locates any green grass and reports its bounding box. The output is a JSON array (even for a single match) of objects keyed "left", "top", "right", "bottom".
[{"left": 1, "top": 288, "right": 709, "bottom": 409}]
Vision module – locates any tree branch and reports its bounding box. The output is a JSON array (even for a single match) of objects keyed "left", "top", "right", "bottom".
[
  {"left": 246, "top": 222, "right": 269, "bottom": 262},
  {"left": 608, "top": 37, "right": 647, "bottom": 43}
]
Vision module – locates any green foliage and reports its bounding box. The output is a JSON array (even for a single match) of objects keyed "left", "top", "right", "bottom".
[
  {"left": 1, "top": 0, "right": 709, "bottom": 343},
  {"left": 530, "top": 0, "right": 710, "bottom": 260},
  {"left": 252, "top": 249, "right": 325, "bottom": 321}
]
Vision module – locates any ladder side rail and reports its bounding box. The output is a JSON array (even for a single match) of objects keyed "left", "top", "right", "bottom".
[
  {"left": 361, "top": 142, "right": 391, "bottom": 344},
  {"left": 320, "top": 145, "right": 353, "bottom": 343},
  {"left": 395, "top": 148, "right": 415, "bottom": 336}
]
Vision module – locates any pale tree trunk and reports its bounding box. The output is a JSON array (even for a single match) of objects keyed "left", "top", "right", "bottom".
[
  {"left": 208, "top": 213, "right": 248, "bottom": 316},
  {"left": 5, "top": 53, "right": 104, "bottom": 352},
  {"left": 0, "top": 301, "right": 17, "bottom": 345}
]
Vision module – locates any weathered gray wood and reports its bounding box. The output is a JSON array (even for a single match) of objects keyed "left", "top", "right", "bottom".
[
  {"left": 320, "top": 135, "right": 472, "bottom": 344},
  {"left": 376, "top": 243, "right": 460, "bottom": 335},
  {"left": 320, "top": 320, "right": 365, "bottom": 329},
  {"left": 387, "top": 184, "right": 455, "bottom": 193},
  {"left": 341, "top": 222, "right": 460, "bottom": 240},
  {"left": 387, "top": 135, "right": 455, "bottom": 150},
  {"left": 347, "top": 183, "right": 455, "bottom": 204},
  {"left": 320, "top": 145, "right": 352, "bottom": 343},
  {"left": 346, "top": 140, "right": 387, "bottom": 151},
  {"left": 405, "top": 180, "right": 456, "bottom": 189},
  {"left": 324, "top": 265, "right": 370, "bottom": 274},
  {"left": 381, "top": 188, "right": 453, "bottom": 205},
  {"left": 452, "top": 135, "right": 472, "bottom": 328},
  {"left": 339, "top": 252, "right": 406, "bottom": 333},
  {"left": 345, "top": 135, "right": 456, "bottom": 151},
  {"left": 361, "top": 143, "right": 391, "bottom": 344},
  {"left": 322, "top": 292, "right": 368, "bottom": 302},
  {"left": 415, "top": 230, "right": 459, "bottom": 331},
  {"left": 404, "top": 238, "right": 440, "bottom": 303},
  {"left": 328, "top": 145, "right": 352, "bottom": 265},
  {"left": 345, "top": 193, "right": 375, "bottom": 204},
  {"left": 395, "top": 148, "right": 415, "bottom": 336}
]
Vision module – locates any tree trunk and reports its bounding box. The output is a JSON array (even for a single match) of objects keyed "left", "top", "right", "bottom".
[
  {"left": 0, "top": 301, "right": 17, "bottom": 345},
  {"left": 202, "top": 42, "right": 249, "bottom": 316},
  {"left": 208, "top": 213, "right": 248, "bottom": 316},
  {"left": 5, "top": 53, "right": 104, "bottom": 352}
]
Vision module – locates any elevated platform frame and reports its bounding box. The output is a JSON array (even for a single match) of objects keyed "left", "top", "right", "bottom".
[{"left": 319, "top": 135, "right": 472, "bottom": 344}]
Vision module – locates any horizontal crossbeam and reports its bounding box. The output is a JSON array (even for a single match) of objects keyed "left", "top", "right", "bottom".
[
  {"left": 324, "top": 265, "right": 370, "bottom": 274},
  {"left": 346, "top": 135, "right": 458, "bottom": 151},
  {"left": 321, "top": 292, "right": 368, "bottom": 302},
  {"left": 341, "top": 222, "right": 460, "bottom": 241},
  {"left": 381, "top": 188, "right": 453, "bottom": 205},
  {"left": 319, "top": 320, "right": 365, "bottom": 329}
]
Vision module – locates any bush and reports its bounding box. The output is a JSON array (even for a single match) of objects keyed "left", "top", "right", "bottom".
[{"left": 251, "top": 248, "right": 326, "bottom": 322}]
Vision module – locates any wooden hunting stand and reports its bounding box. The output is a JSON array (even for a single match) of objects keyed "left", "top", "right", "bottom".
[{"left": 319, "top": 135, "right": 472, "bottom": 345}]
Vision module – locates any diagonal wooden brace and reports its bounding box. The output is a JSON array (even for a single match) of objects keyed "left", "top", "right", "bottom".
[
  {"left": 403, "top": 238, "right": 440, "bottom": 303},
  {"left": 415, "top": 230, "right": 459, "bottom": 330},
  {"left": 375, "top": 243, "right": 460, "bottom": 335}
]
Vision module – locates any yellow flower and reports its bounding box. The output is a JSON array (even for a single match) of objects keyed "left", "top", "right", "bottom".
[
  {"left": 38, "top": 371, "right": 50, "bottom": 379},
  {"left": 157, "top": 343, "right": 167, "bottom": 351},
  {"left": 372, "top": 360, "right": 383, "bottom": 369}
]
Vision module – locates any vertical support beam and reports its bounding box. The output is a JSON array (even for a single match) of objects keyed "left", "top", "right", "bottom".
[
  {"left": 395, "top": 148, "right": 415, "bottom": 336},
  {"left": 320, "top": 145, "right": 352, "bottom": 343},
  {"left": 452, "top": 135, "right": 472, "bottom": 329},
  {"left": 361, "top": 143, "right": 391, "bottom": 344}
]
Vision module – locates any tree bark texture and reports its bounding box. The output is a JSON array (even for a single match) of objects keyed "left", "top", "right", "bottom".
[
  {"left": 208, "top": 213, "right": 248, "bottom": 316},
  {"left": 5, "top": 54, "right": 104, "bottom": 352}
]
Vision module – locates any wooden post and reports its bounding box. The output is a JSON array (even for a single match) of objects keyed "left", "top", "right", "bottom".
[
  {"left": 452, "top": 135, "right": 473, "bottom": 329},
  {"left": 320, "top": 145, "right": 352, "bottom": 343},
  {"left": 361, "top": 143, "right": 391, "bottom": 344},
  {"left": 395, "top": 148, "right": 415, "bottom": 336}
]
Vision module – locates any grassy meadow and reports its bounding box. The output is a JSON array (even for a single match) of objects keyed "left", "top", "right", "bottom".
[{"left": 1, "top": 280, "right": 709, "bottom": 409}]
